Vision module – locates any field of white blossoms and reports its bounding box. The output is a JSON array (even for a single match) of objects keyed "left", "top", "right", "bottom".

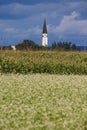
[{"left": 0, "top": 74, "right": 87, "bottom": 130}]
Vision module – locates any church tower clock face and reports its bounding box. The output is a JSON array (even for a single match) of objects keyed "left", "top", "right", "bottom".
[{"left": 42, "top": 19, "right": 48, "bottom": 47}]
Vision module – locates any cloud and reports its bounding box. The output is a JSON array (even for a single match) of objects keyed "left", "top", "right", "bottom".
[
  {"left": 0, "top": 1, "right": 87, "bottom": 22},
  {"left": 69, "top": 1, "right": 87, "bottom": 9},
  {"left": 1, "top": 17, "right": 42, "bottom": 41},
  {"left": 4, "top": 28, "right": 18, "bottom": 33},
  {"left": 0, "top": 1, "right": 87, "bottom": 45},
  {"left": 0, "top": 2, "right": 76, "bottom": 19},
  {"left": 48, "top": 11, "right": 87, "bottom": 37}
]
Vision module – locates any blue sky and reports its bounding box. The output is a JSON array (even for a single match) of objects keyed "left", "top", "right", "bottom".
[{"left": 0, "top": 0, "right": 87, "bottom": 46}]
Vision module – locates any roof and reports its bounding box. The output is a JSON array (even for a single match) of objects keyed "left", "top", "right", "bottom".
[{"left": 42, "top": 19, "right": 47, "bottom": 34}]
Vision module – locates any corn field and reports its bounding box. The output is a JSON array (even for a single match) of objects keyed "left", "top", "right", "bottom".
[{"left": 0, "top": 50, "right": 87, "bottom": 74}]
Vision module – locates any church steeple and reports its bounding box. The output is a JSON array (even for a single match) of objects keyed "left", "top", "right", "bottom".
[
  {"left": 43, "top": 19, "right": 47, "bottom": 34},
  {"left": 42, "top": 18, "right": 48, "bottom": 47}
]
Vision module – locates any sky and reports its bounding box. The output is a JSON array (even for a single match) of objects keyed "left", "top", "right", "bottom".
[{"left": 0, "top": 0, "right": 87, "bottom": 46}]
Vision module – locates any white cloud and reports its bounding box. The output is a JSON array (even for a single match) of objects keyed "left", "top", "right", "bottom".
[
  {"left": 4, "top": 28, "right": 18, "bottom": 33},
  {"left": 48, "top": 11, "right": 87, "bottom": 37}
]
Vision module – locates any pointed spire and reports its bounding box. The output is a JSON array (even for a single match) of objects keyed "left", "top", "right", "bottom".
[{"left": 43, "top": 18, "right": 47, "bottom": 34}]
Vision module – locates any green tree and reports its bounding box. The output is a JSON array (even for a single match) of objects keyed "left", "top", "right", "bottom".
[
  {"left": 52, "top": 42, "right": 57, "bottom": 49},
  {"left": 16, "top": 40, "right": 40, "bottom": 50}
]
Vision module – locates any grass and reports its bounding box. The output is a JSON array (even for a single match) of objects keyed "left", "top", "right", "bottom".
[{"left": 0, "top": 74, "right": 87, "bottom": 130}]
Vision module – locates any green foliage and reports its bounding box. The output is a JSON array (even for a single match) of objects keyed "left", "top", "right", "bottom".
[
  {"left": 52, "top": 42, "right": 80, "bottom": 51},
  {"left": 16, "top": 40, "right": 40, "bottom": 50},
  {"left": 0, "top": 39, "right": 79, "bottom": 51},
  {"left": 0, "top": 51, "right": 87, "bottom": 74},
  {"left": 0, "top": 46, "right": 12, "bottom": 50}
]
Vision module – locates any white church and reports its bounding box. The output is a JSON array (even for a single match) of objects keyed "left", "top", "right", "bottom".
[{"left": 42, "top": 19, "right": 48, "bottom": 47}]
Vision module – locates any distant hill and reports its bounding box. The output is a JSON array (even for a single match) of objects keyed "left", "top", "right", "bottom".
[{"left": 77, "top": 46, "right": 87, "bottom": 51}]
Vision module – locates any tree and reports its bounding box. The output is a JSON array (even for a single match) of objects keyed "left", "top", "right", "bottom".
[
  {"left": 16, "top": 40, "right": 40, "bottom": 50},
  {"left": 51, "top": 41, "right": 80, "bottom": 51},
  {"left": 52, "top": 42, "right": 57, "bottom": 49}
]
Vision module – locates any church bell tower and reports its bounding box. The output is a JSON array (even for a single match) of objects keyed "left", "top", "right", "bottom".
[{"left": 42, "top": 19, "right": 48, "bottom": 47}]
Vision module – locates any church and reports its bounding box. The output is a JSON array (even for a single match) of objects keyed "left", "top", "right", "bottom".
[{"left": 42, "top": 19, "right": 48, "bottom": 47}]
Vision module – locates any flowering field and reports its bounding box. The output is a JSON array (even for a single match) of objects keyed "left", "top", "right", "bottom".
[{"left": 0, "top": 74, "right": 87, "bottom": 130}]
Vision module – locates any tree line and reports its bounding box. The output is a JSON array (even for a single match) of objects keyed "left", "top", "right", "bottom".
[
  {"left": 51, "top": 41, "right": 80, "bottom": 51},
  {"left": 0, "top": 39, "right": 80, "bottom": 51}
]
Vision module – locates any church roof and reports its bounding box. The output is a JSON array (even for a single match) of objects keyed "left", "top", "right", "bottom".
[{"left": 43, "top": 19, "right": 47, "bottom": 34}]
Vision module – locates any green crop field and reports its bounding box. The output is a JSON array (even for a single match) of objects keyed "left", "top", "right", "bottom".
[
  {"left": 0, "top": 74, "right": 87, "bottom": 130},
  {"left": 0, "top": 50, "right": 87, "bottom": 74}
]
